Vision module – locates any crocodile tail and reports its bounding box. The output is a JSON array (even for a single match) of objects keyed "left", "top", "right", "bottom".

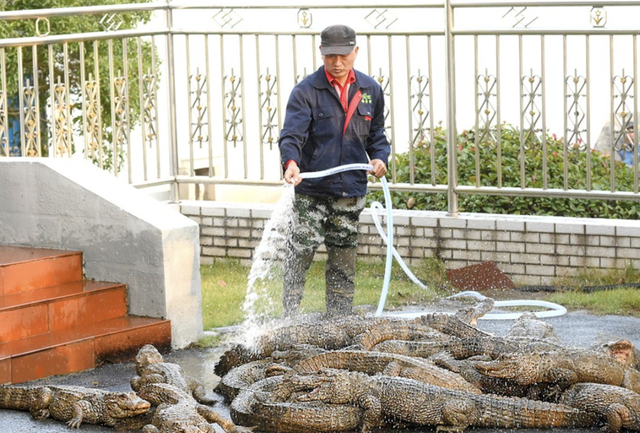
[
  {"left": 473, "top": 394, "right": 597, "bottom": 429},
  {"left": 0, "top": 386, "right": 52, "bottom": 411}
]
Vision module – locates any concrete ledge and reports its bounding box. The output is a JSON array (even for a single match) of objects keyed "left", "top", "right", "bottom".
[{"left": 0, "top": 159, "right": 202, "bottom": 348}]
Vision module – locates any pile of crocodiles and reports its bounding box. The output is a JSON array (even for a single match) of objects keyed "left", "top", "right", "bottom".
[
  {"left": 215, "top": 301, "right": 640, "bottom": 433},
  {"left": 0, "top": 344, "right": 253, "bottom": 432},
  {"left": 2, "top": 300, "right": 640, "bottom": 433}
]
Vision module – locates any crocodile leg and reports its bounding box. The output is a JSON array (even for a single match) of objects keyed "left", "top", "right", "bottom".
[
  {"left": 197, "top": 404, "right": 256, "bottom": 433},
  {"left": 67, "top": 400, "right": 89, "bottom": 428}
]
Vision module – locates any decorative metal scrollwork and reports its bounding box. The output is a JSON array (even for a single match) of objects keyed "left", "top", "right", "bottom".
[
  {"left": 224, "top": 69, "right": 243, "bottom": 147},
  {"left": 259, "top": 68, "right": 278, "bottom": 150},
  {"left": 565, "top": 71, "right": 588, "bottom": 151},
  {"left": 295, "top": 67, "right": 308, "bottom": 85},
  {"left": 0, "top": 75, "right": 7, "bottom": 157},
  {"left": 297, "top": 9, "right": 312, "bottom": 28},
  {"left": 83, "top": 74, "right": 101, "bottom": 160},
  {"left": 612, "top": 69, "right": 634, "bottom": 152},
  {"left": 590, "top": 7, "right": 606, "bottom": 28},
  {"left": 113, "top": 73, "right": 128, "bottom": 157},
  {"left": 100, "top": 13, "right": 123, "bottom": 31},
  {"left": 142, "top": 69, "right": 157, "bottom": 148},
  {"left": 372, "top": 69, "right": 391, "bottom": 141},
  {"left": 35, "top": 18, "right": 50, "bottom": 37},
  {"left": 22, "top": 79, "right": 39, "bottom": 157},
  {"left": 503, "top": 6, "right": 538, "bottom": 28},
  {"left": 410, "top": 70, "right": 431, "bottom": 149},
  {"left": 365, "top": 9, "right": 398, "bottom": 29},
  {"left": 521, "top": 70, "right": 543, "bottom": 149},
  {"left": 189, "top": 68, "right": 208, "bottom": 149},
  {"left": 212, "top": 9, "right": 243, "bottom": 28},
  {"left": 476, "top": 70, "right": 498, "bottom": 148},
  {"left": 53, "top": 76, "right": 71, "bottom": 156}
]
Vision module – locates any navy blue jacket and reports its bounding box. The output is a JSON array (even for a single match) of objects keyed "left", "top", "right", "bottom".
[{"left": 279, "top": 66, "right": 391, "bottom": 198}]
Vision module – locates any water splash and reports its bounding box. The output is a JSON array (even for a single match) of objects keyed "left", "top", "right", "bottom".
[{"left": 237, "top": 184, "right": 296, "bottom": 349}]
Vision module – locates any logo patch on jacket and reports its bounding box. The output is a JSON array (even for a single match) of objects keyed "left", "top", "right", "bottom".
[{"left": 361, "top": 93, "right": 372, "bottom": 104}]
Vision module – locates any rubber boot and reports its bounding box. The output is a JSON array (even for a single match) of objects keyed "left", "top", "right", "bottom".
[
  {"left": 282, "top": 249, "right": 315, "bottom": 318},
  {"left": 325, "top": 247, "right": 357, "bottom": 317}
]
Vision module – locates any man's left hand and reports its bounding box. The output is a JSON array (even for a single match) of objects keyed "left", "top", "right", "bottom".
[{"left": 369, "top": 159, "right": 387, "bottom": 178}]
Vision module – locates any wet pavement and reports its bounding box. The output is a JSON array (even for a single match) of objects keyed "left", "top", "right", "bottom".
[{"left": 2, "top": 309, "right": 640, "bottom": 432}]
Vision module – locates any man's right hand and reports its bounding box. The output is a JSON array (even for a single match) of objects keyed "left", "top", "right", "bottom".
[{"left": 284, "top": 161, "right": 302, "bottom": 186}]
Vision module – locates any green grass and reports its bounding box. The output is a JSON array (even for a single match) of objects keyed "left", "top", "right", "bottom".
[
  {"left": 548, "top": 288, "right": 640, "bottom": 316},
  {"left": 546, "top": 265, "right": 640, "bottom": 316},
  {"left": 200, "top": 257, "right": 447, "bottom": 329},
  {"left": 201, "top": 258, "right": 640, "bottom": 330}
]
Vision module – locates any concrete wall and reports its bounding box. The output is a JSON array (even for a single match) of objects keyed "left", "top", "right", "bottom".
[
  {"left": 182, "top": 200, "right": 640, "bottom": 287},
  {"left": 0, "top": 158, "right": 202, "bottom": 348}
]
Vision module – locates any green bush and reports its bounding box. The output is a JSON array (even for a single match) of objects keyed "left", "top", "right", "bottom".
[{"left": 369, "top": 123, "right": 640, "bottom": 219}]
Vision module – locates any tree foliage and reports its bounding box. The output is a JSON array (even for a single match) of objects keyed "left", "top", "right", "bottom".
[
  {"left": 0, "top": 0, "right": 157, "bottom": 162},
  {"left": 369, "top": 123, "right": 640, "bottom": 219}
]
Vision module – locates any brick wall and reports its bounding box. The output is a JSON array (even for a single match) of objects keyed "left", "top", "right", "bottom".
[{"left": 180, "top": 200, "right": 640, "bottom": 286}]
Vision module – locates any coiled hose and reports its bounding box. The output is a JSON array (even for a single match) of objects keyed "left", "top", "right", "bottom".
[{"left": 297, "top": 163, "right": 567, "bottom": 320}]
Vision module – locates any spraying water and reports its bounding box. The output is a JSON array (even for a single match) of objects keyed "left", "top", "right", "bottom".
[{"left": 238, "top": 183, "right": 297, "bottom": 348}]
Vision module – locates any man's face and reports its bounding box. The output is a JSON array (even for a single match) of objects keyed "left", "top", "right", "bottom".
[
  {"left": 625, "top": 127, "right": 635, "bottom": 145},
  {"left": 322, "top": 47, "right": 359, "bottom": 82}
]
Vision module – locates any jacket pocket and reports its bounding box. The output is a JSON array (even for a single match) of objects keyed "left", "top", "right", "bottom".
[
  {"left": 312, "top": 106, "right": 336, "bottom": 141},
  {"left": 352, "top": 104, "right": 372, "bottom": 137}
]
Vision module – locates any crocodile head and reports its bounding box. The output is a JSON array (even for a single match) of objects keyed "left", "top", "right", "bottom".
[
  {"left": 135, "top": 344, "right": 165, "bottom": 374},
  {"left": 294, "top": 370, "right": 354, "bottom": 405},
  {"left": 105, "top": 391, "right": 151, "bottom": 418},
  {"left": 161, "top": 419, "right": 214, "bottom": 433},
  {"left": 474, "top": 353, "right": 545, "bottom": 385},
  {"left": 599, "top": 339, "right": 637, "bottom": 367}
]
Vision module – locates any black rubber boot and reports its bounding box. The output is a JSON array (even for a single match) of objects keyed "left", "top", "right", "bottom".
[
  {"left": 282, "top": 250, "right": 315, "bottom": 318},
  {"left": 325, "top": 247, "right": 357, "bottom": 317}
]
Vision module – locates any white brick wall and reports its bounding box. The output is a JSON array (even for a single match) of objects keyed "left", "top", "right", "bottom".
[{"left": 181, "top": 200, "right": 640, "bottom": 286}]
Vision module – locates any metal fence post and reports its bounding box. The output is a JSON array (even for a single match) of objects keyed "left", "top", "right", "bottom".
[
  {"left": 445, "top": 0, "right": 459, "bottom": 216},
  {"left": 165, "top": 0, "right": 179, "bottom": 203}
]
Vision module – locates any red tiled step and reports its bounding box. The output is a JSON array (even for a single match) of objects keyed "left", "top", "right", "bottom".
[
  {"left": 0, "top": 281, "right": 128, "bottom": 342},
  {"left": 0, "top": 316, "right": 172, "bottom": 384},
  {"left": 0, "top": 246, "right": 83, "bottom": 295}
]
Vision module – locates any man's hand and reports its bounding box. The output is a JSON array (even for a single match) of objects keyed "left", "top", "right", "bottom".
[
  {"left": 368, "top": 159, "right": 387, "bottom": 178},
  {"left": 284, "top": 161, "right": 302, "bottom": 186}
]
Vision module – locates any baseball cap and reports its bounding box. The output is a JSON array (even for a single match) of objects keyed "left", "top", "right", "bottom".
[{"left": 320, "top": 25, "right": 356, "bottom": 56}]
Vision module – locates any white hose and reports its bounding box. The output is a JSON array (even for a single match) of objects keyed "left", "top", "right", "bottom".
[
  {"left": 294, "top": 163, "right": 567, "bottom": 320},
  {"left": 448, "top": 290, "right": 567, "bottom": 320},
  {"left": 298, "top": 163, "right": 376, "bottom": 179}
]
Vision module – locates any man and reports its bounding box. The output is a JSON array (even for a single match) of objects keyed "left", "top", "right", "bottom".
[
  {"left": 619, "top": 121, "right": 637, "bottom": 165},
  {"left": 278, "top": 24, "right": 390, "bottom": 317}
]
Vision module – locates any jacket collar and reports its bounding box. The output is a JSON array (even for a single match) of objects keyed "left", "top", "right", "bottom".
[{"left": 311, "top": 66, "right": 363, "bottom": 90}]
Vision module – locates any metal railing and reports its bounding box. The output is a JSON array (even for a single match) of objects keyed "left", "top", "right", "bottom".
[{"left": 1, "top": 1, "right": 640, "bottom": 214}]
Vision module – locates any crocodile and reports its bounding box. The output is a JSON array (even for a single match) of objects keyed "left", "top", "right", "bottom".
[
  {"left": 131, "top": 344, "right": 217, "bottom": 405},
  {"left": 475, "top": 348, "right": 640, "bottom": 394},
  {"left": 230, "top": 375, "right": 363, "bottom": 433},
  {"left": 559, "top": 382, "right": 640, "bottom": 432},
  {"left": 136, "top": 382, "right": 255, "bottom": 433},
  {"left": 596, "top": 339, "right": 640, "bottom": 371},
  {"left": 214, "top": 316, "right": 407, "bottom": 377},
  {"left": 0, "top": 384, "right": 150, "bottom": 428},
  {"left": 505, "top": 312, "right": 562, "bottom": 343},
  {"left": 431, "top": 352, "right": 561, "bottom": 400},
  {"left": 351, "top": 321, "right": 452, "bottom": 351},
  {"left": 291, "top": 368, "right": 597, "bottom": 433},
  {"left": 293, "top": 349, "right": 482, "bottom": 394},
  {"left": 215, "top": 346, "right": 330, "bottom": 402},
  {"left": 417, "top": 313, "right": 565, "bottom": 359}
]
